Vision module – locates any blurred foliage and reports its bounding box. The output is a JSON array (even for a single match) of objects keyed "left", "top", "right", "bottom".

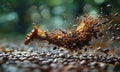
[{"left": 0, "top": 0, "right": 119, "bottom": 37}]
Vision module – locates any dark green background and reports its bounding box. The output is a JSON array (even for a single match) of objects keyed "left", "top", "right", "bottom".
[{"left": 0, "top": 0, "right": 119, "bottom": 37}]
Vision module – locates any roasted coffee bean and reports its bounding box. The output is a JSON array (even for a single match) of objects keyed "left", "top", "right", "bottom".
[
  {"left": 116, "top": 27, "right": 120, "bottom": 31},
  {"left": 114, "top": 12, "right": 119, "bottom": 16},
  {"left": 103, "top": 49, "right": 109, "bottom": 54},
  {"left": 107, "top": 25, "right": 112, "bottom": 31},
  {"left": 53, "top": 47, "right": 57, "bottom": 50}
]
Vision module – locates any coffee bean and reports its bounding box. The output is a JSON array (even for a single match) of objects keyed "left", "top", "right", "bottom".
[
  {"left": 53, "top": 47, "right": 57, "bottom": 50},
  {"left": 97, "top": 47, "right": 102, "bottom": 51},
  {"left": 114, "top": 12, "right": 119, "bottom": 16},
  {"left": 103, "top": 49, "right": 109, "bottom": 54},
  {"left": 80, "top": 60, "right": 87, "bottom": 65},
  {"left": 107, "top": 25, "right": 112, "bottom": 31},
  {"left": 116, "top": 27, "right": 120, "bottom": 31}
]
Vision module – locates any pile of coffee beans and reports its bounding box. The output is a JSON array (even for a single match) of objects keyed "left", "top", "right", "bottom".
[{"left": 0, "top": 41, "right": 120, "bottom": 72}]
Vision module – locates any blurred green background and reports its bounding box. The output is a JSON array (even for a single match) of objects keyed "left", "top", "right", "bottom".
[{"left": 0, "top": 0, "right": 119, "bottom": 38}]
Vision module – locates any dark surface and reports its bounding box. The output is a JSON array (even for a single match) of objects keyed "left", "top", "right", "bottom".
[{"left": 0, "top": 39, "right": 120, "bottom": 72}]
